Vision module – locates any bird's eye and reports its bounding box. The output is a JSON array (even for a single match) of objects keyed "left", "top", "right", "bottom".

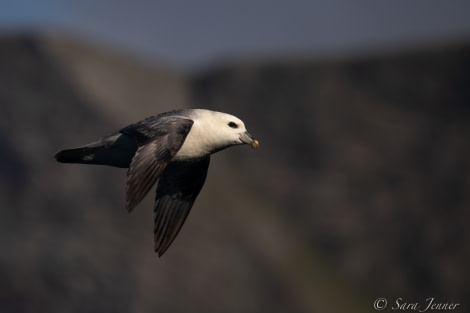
[{"left": 228, "top": 122, "right": 238, "bottom": 128}]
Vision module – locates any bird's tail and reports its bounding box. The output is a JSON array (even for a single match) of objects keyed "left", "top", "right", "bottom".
[
  {"left": 54, "top": 133, "right": 137, "bottom": 168},
  {"left": 55, "top": 147, "right": 98, "bottom": 164}
]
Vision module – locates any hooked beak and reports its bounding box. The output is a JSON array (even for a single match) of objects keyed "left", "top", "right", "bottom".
[{"left": 239, "top": 131, "right": 259, "bottom": 148}]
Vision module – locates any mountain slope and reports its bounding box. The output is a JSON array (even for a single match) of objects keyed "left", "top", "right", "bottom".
[
  {"left": 1, "top": 33, "right": 469, "bottom": 312},
  {"left": 1, "top": 34, "right": 343, "bottom": 313},
  {"left": 191, "top": 41, "right": 470, "bottom": 302}
]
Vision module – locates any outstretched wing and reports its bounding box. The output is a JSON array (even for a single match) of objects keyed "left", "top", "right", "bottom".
[
  {"left": 153, "top": 157, "right": 210, "bottom": 256},
  {"left": 124, "top": 117, "right": 194, "bottom": 212}
]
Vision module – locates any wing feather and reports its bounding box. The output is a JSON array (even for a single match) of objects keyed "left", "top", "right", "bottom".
[
  {"left": 153, "top": 157, "right": 210, "bottom": 256},
  {"left": 125, "top": 118, "right": 193, "bottom": 211}
]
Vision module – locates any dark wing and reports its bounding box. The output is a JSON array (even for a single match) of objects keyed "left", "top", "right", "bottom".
[
  {"left": 125, "top": 118, "right": 193, "bottom": 212},
  {"left": 153, "top": 157, "right": 210, "bottom": 256}
]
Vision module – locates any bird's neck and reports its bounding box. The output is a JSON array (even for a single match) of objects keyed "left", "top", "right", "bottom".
[{"left": 173, "top": 120, "right": 220, "bottom": 160}]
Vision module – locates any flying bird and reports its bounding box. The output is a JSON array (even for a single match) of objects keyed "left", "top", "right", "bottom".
[{"left": 55, "top": 109, "right": 259, "bottom": 256}]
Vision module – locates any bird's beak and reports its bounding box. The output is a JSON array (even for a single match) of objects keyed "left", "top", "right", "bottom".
[{"left": 239, "top": 131, "right": 259, "bottom": 148}]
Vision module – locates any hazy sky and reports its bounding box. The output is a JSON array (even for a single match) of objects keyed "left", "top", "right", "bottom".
[{"left": 1, "top": 0, "right": 470, "bottom": 69}]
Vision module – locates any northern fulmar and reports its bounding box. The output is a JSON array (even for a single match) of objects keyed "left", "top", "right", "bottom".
[{"left": 55, "top": 109, "right": 259, "bottom": 256}]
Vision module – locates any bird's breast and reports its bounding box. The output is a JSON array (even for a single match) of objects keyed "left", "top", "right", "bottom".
[{"left": 173, "top": 136, "right": 209, "bottom": 161}]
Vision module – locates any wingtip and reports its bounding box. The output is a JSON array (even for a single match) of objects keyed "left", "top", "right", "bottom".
[
  {"left": 125, "top": 199, "right": 136, "bottom": 213},
  {"left": 155, "top": 238, "right": 172, "bottom": 257},
  {"left": 125, "top": 185, "right": 141, "bottom": 213},
  {"left": 155, "top": 244, "right": 166, "bottom": 257}
]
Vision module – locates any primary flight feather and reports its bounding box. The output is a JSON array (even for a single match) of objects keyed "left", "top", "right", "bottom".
[{"left": 55, "top": 109, "right": 259, "bottom": 256}]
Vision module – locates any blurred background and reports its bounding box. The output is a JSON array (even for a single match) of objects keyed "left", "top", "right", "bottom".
[{"left": 1, "top": 1, "right": 469, "bottom": 312}]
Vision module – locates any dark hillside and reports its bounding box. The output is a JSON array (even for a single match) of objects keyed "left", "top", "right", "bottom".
[
  {"left": 0, "top": 34, "right": 338, "bottom": 313},
  {"left": 191, "top": 42, "right": 470, "bottom": 302},
  {"left": 1, "top": 32, "right": 469, "bottom": 312}
]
